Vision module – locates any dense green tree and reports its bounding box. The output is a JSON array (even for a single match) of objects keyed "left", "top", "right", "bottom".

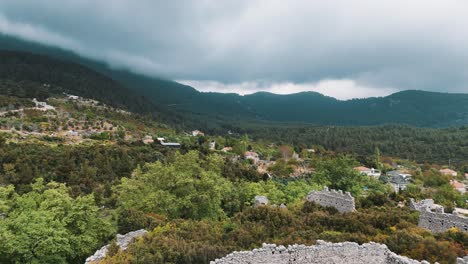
[
  {"left": 313, "top": 155, "right": 365, "bottom": 195},
  {"left": 115, "top": 151, "right": 231, "bottom": 220},
  {"left": 0, "top": 179, "right": 115, "bottom": 264}
]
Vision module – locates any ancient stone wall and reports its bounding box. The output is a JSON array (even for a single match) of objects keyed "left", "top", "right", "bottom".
[
  {"left": 306, "top": 187, "right": 355, "bottom": 213},
  {"left": 410, "top": 199, "right": 468, "bottom": 233},
  {"left": 409, "top": 199, "right": 444, "bottom": 212},
  {"left": 418, "top": 209, "right": 468, "bottom": 233},
  {"left": 210, "top": 241, "right": 428, "bottom": 264},
  {"left": 85, "top": 229, "right": 147, "bottom": 264}
]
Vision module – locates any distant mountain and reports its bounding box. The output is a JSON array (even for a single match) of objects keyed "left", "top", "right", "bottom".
[{"left": 1, "top": 34, "right": 468, "bottom": 128}]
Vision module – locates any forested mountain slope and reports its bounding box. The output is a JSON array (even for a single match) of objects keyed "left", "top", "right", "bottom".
[{"left": 2, "top": 35, "right": 468, "bottom": 127}]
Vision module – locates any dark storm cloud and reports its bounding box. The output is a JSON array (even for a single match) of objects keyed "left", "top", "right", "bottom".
[{"left": 1, "top": 0, "right": 468, "bottom": 99}]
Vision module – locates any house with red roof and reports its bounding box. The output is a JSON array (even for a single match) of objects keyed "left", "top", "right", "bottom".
[
  {"left": 450, "top": 180, "right": 466, "bottom": 194},
  {"left": 440, "top": 168, "right": 458, "bottom": 177}
]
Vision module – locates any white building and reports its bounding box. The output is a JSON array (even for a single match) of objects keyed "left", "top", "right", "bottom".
[
  {"left": 386, "top": 170, "right": 412, "bottom": 193},
  {"left": 440, "top": 168, "right": 458, "bottom": 177},
  {"left": 209, "top": 141, "right": 216, "bottom": 150},
  {"left": 32, "top": 98, "right": 55, "bottom": 110},
  {"left": 191, "top": 130, "right": 205, "bottom": 136},
  {"left": 354, "top": 166, "right": 381, "bottom": 178}
]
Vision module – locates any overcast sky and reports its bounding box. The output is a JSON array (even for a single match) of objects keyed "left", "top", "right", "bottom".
[{"left": 1, "top": 0, "right": 467, "bottom": 99}]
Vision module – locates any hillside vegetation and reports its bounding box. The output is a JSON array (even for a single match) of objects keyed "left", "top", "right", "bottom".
[{"left": 2, "top": 35, "right": 468, "bottom": 127}]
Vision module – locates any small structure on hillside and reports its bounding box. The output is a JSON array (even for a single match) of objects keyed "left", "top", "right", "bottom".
[
  {"left": 142, "top": 135, "right": 154, "bottom": 144},
  {"left": 192, "top": 130, "right": 205, "bottom": 136},
  {"left": 244, "top": 151, "right": 260, "bottom": 164},
  {"left": 354, "top": 166, "right": 381, "bottom": 178},
  {"left": 386, "top": 170, "right": 412, "bottom": 192},
  {"left": 221, "top": 146, "right": 232, "bottom": 152},
  {"left": 254, "top": 196, "right": 269, "bottom": 207},
  {"left": 306, "top": 187, "right": 355, "bottom": 213},
  {"left": 32, "top": 98, "right": 55, "bottom": 111},
  {"left": 67, "top": 94, "right": 80, "bottom": 100},
  {"left": 209, "top": 141, "right": 216, "bottom": 150},
  {"left": 156, "top": 137, "right": 181, "bottom": 148},
  {"left": 450, "top": 180, "right": 466, "bottom": 194},
  {"left": 440, "top": 168, "right": 458, "bottom": 177}
]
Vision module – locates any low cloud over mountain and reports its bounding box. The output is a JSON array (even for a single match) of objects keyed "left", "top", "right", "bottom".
[{"left": 1, "top": 0, "right": 468, "bottom": 98}]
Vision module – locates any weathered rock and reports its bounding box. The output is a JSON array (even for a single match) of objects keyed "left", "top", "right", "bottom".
[
  {"left": 210, "top": 241, "right": 428, "bottom": 264},
  {"left": 254, "top": 196, "right": 269, "bottom": 207},
  {"left": 84, "top": 229, "right": 147, "bottom": 264},
  {"left": 306, "top": 187, "right": 355, "bottom": 213}
]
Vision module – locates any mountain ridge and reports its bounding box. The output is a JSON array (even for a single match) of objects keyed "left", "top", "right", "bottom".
[{"left": 1, "top": 35, "right": 468, "bottom": 127}]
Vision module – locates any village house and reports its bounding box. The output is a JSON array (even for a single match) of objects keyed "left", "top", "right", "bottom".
[
  {"left": 142, "top": 135, "right": 154, "bottom": 144},
  {"left": 32, "top": 98, "right": 47, "bottom": 108},
  {"left": 354, "top": 166, "right": 381, "bottom": 178},
  {"left": 191, "top": 130, "right": 205, "bottom": 136},
  {"left": 156, "top": 137, "right": 181, "bottom": 148},
  {"left": 209, "top": 141, "right": 216, "bottom": 150},
  {"left": 160, "top": 142, "right": 181, "bottom": 148},
  {"left": 244, "top": 151, "right": 260, "bottom": 164},
  {"left": 221, "top": 146, "right": 232, "bottom": 152},
  {"left": 439, "top": 168, "right": 458, "bottom": 177},
  {"left": 32, "top": 98, "right": 55, "bottom": 111},
  {"left": 386, "top": 170, "right": 412, "bottom": 193},
  {"left": 450, "top": 180, "right": 466, "bottom": 194},
  {"left": 67, "top": 94, "right": 80, "bottom": 100}
]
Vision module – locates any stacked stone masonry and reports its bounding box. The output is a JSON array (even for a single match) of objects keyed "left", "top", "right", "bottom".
[
  {"left": 210, "top": 241, "right": 430, "bottom": 264},
  {"left": 85, "top": 229, "right": 147, "bottom": 264},
  {"left": 409, "top": 199, "right": 444, "bottom": 213},
  {"left": 306, "top": 187, "right": 355, "bottom": 213},
  {"left": 410, "top": 199, "right": 468, "bottom": 233},
  {"left": 419, "top": 209, "right": 468, "bottom": 233}
]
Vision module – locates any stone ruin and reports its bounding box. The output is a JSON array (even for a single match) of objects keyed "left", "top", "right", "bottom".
[
  {"left": 306, "top": 187, "right": 355, "bottom": 213},
  {"left": 409, "top": 199, "right": 444, "bottom": 212},
  {"left": 85, "top": 229, "right": 147, "bottom": 264},
  {"left": 210, "top": 240, "right": 430, "bottom": 264},
  {"left": 410, "top": 199, "right": 468, "bottom": 233},
  {"left": 419, "top": 209, "right": 468, "bottom": 233}
]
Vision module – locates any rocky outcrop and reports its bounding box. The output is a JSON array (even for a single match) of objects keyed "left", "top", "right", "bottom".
[
  {"left": 85, "top": 229, "right": 147, "bottom": 264},
  {"left": 306, "top": 187, "right": 355, "bottom": 213},
  {"left": 210, "top": 241, "right": 429, "bottom": 264},
  {"left": 254, "top": 196, "right": 269, "bottom": 207}
]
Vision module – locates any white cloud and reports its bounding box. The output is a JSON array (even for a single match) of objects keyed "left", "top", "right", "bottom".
[
  {"left": 178, "top": 79, "right": 397, "bottom": 100},
  {"left": 0, "top": 14, "right": 83, "bottom": 52}
]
